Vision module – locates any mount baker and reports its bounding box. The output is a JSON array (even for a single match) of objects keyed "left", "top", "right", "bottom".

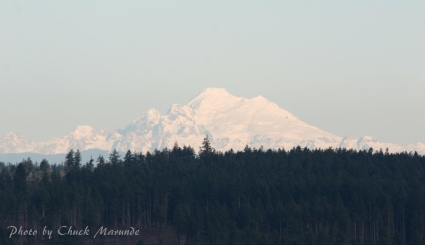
[{"left": 1, "top": 88, "right": 424, "bottom": 155}]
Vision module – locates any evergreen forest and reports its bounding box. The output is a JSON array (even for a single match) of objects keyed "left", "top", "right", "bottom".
[{"left": 1, "top": 137, "right": 425, "bottom": 245}]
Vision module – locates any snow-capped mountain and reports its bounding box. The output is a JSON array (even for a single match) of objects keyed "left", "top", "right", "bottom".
[
  {"left": 1, "top": 88, "right": 424, "bottom": 155},
  {"left": 0, "top": 126, "right": 121, "bottom": 154}
]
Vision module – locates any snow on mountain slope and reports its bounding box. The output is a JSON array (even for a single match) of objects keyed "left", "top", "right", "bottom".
[
  {"left": 404, "top": 142, "right": 425, "bottom": 155},
  {"left": 0, "top": 132, "right": 36, "bottom": 153},
  {"left": 0, "top": 88, "right": 424, "bottom": 155},
  {"left": 114, "top": 106, "right": 208, "bottom": 153},
  {"left": 187, "top": 88, "right": 341, "bottom": 150},
  {"left": 338, "top": 136, "right": 403, "bottom": 152},
  {"left": 0, "top": 126, "right": 118, "bottom": 154}
]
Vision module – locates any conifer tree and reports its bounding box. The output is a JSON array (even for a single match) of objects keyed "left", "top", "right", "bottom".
[
  {"left": 40, "top": 159, "right": 50, "bottom": 172},
  {"left": 87, "top": 157, "right": 94, "bottom": 172},
  {"left": 65, "top": 149, "right": 75, "bottom": 172},
  {"left": 109, "top": 149, "right": 121, "bottom": 165},
  {"left": 199, "top": 135, "right": 214, "bottom": 157},
  {"left": 97, "top": 155, "right": 105, "bottom": 165},
  {"left": 74, "top": 149, "right": 82, "bottom": 168},
  {"left": 124, "top": 150, "right": 134, "bottom": 166}
]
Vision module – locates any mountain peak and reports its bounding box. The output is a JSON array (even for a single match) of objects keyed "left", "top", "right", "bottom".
[
  {"left": 1, "top": 88, "right": 424, "bottom": 156},
  {"left": 1, "top": 132, "right": 27, "bottom": 141},
  {"left": 200, "top": 88, "right": 229, "bottom": 96},
  {"left": 74, "top": 125, "right": 94, "bottom": 132},
  {"left": 252, "top": 95, "right": 267, "bottom": 101},
  {"left": 72, "top": 125, "right": 96, "bottom": 139},
  {"left": 359, "top": 135, "right": 377, "bottom": 141},
  {"left": 187, "top": 88, "right": 239, "bottom": 111},
  {"left": 147, "top": 108, "right": 160, "bottom": 116},
  {"left": 145, "top": 109, "right": 161, "bottom": 121},
  {"left": 2, "top": 132, "right": 19, "bottom": 137}
]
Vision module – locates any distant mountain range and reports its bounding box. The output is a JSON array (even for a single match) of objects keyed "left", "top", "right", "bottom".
[{"left": 1, "top": 88, "right": 424, "bottom": 163}]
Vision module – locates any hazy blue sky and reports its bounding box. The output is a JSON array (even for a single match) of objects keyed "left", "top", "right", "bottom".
[{"left": 0, "top": 1, "right": 424, "bottom": 146}]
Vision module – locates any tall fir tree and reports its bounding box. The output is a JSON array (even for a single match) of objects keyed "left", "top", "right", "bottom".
[{"left": 65, "top": 149, "right": 75, "bottom": 172}]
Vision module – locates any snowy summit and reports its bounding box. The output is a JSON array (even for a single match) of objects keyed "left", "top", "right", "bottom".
[{"left": 0, "top": 88, "right": 424, "bottom": 155}]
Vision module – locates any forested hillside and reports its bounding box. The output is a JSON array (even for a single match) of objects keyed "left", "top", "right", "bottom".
[{"left": 1, "top": 138, "right": 425, "bottom": 245}]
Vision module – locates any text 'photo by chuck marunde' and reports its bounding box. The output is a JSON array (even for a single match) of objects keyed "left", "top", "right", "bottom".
[{"left": 7, "top": 226, "right": 140, "bottom": 240}]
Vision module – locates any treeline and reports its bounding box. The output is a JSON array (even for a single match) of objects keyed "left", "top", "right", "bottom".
[{"left": 0, "top": 138, "right": 425, "bottom": 245}]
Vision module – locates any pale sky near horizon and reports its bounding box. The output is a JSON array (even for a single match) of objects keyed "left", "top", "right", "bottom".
[{"left": 0, "top": 1, "right": 424, "bottom": 146}]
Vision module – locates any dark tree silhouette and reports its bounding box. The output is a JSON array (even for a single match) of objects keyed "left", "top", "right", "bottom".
[{"left": 199, "top": 135, "right": 214, "bottom": 157}]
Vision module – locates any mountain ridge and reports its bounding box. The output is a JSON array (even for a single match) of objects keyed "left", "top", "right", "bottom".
[{"left": 1, "top": 88, "right": 424, "bottom": 156}]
